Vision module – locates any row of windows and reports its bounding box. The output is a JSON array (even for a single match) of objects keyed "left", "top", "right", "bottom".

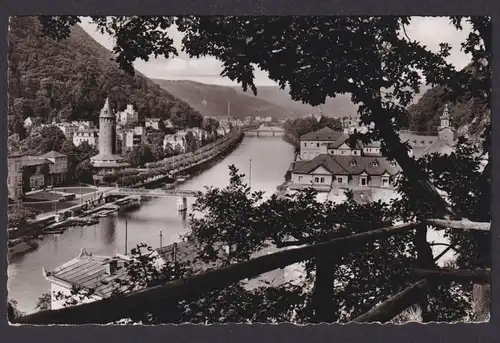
[{"left": 297, "top": 175, "right": 391, "bottom": 187}]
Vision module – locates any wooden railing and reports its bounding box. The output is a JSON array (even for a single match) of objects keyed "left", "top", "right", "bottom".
[{"left": 14, "top": 219, "right": 490, "bottom": 325}]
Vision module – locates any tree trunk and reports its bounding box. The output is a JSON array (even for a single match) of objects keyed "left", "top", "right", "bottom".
[
  {"left": 311, "top": 253, "right": 339, "bottom": 323},
  {"left": 367, "top": 98, "right": 453, "bottom": 218}
]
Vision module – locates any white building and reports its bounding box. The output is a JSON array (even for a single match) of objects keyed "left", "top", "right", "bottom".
[
  {"left": 145, "top": 118, "right": 161, "bottom": 130},
  {"left": 299, "top": 127, "right": 344, "bottom": 160},
  {"left": 73, "top": 129, "right": 99, "bottom": 147},
  {"left": 188, "top": 127, "right": 206, "bottom": 141},
  {"left": 116, "top": 104, "right": 139, "bottom": 126},
  {"left": 217, "top": 127, "right": 227, "bottom": 136},
  {"left": 164, "top": 131, "right": 188, "bottom": 152},
  {"left": 55, "top": 122, "right": 79, "bottom": 139},
  {"left": 120, "top": 128, "right": 144, "bottom": 153},
  {"left": 43, "top": 249, "right": 133, "bottom": 310}
]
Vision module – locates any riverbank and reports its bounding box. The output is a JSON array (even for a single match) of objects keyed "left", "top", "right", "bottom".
[
  {"left": 132, "top": 129, "right": 244, "bottom": 189},
  {"left": 7, "top": 132, "right": 244, "bottom": 252}
]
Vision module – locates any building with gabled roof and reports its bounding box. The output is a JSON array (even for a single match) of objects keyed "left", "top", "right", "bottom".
[
  {"left": 290, "top": 154, "right": 400, "bottom": 192},
  {"left": 43, "top": 249, "right": 134, "bottom": 310}
]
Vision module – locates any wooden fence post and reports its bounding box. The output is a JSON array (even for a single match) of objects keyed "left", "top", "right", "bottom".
[
  {"left": 311, "top": 251, "right": 340, "bottom": 323},
  {"left": 413, "top": 223, "right": 436, "bottom": 322}
]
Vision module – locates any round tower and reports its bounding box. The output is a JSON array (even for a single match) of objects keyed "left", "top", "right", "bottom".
[{"left": 98, "top": 97, "right": 117, "bottom": 155}]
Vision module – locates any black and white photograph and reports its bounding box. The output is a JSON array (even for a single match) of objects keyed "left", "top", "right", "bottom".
[{"left": 6, "top": 15, "right": 491, "bottom": 325}]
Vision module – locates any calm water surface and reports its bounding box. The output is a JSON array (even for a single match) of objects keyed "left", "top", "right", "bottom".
[{"left": 8, "top": 136, "right": 295, "bottom": 313}]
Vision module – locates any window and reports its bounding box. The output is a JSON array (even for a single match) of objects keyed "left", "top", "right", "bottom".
[
  {"left": 350, "top": 160, "right": 357, "bottom": 167},
  {"left": 353, "top": 150, "right": 360, "bottom": 156},
  {"left": 337, "top": 177, "right": 343, "bottom": 183},
  {"left": 341, "top": 150, "right": 345, "bottom": 155},
  {"left": 382, "top": 178, "right": 389, "bottom": 187},
  {"left": 372, "top": 160, "right": 379, "bottom": 167},
  {"left": 314, "top": 177, "right": 320, "bottom": 183},
  {"left": 360, "top": 177, "right": 367, "bottom": 186},
  {"left": 298, "top": 176, "right": 303, "bottom": 182},
  {"left": 320, "top": 177, "right": 325, "bottom": 183},
  {"left": 303, "top": 142, "right": 307, "bottom": 147},
  {"left": 316, "top": 143, "right": 320, "bottom": 148}
]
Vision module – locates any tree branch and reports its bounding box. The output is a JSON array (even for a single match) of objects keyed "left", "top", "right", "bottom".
[
  {"left": 425, "top": 219, "right": 490, "bottom": 232},
  {"left": 413, "top": 268, "right": 490, "bottom": 284},
  {"left": 352, "top": 279, "right": 429, "bottom": 323}
]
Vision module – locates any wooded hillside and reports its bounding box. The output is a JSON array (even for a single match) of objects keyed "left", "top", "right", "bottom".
[
  {"left": 407, "top": 66, "right": 489, "bottom": 137},
  {"left": 8, "top": 16, "right": 203, "bottom": 138}
]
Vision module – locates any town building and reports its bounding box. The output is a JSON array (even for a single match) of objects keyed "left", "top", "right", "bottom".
[
  {"left": 290, "top": 105, "right": 456, "bottom": 192},
  {"left": 145, "top": 117, "right": 161, "bottom": 130},
  {"left": 41, "top": 151, "right": 68, "bottom": 185},
  {"left": 90, "top": 98, "right": 130, "bottom": 180},
  {"left": 188, "top": 127, "right": 206, "bottom": 141},
  {"left": 43, "top": 249, "right": 133, "bottom": 310},
  {"left": 217, "top": 127, "right": 227, "bottom": 136},
  {"left": 119, "top": 128, "right": 144, "bottom": 153},
  {"left": 7, "top": 146, "right": 23, "bottom": 200},
  {"left": 43, "top": 241, "right": 286, "bottom": 311},
  {"left": 116, "top": 104, "right": 139, "bottom": 126},
  {"left": 19, "top": 151, "right": 69, "bottom": 190},
  {"left": 20, "top": 156, "right": 52, "bottom": 191},
  {"left": 55, "top": 122, "right": 79, "bottom": 139},
  {"left": 290, "top": 154, "right": 400, "bottom": 192},
  {"left": 164, "top": 130, "right": 188, "bottom": 153},
  {"left": 73, "top": 129, "right": 99, "bottom": 147},
  {"left": 299, "top": 127, "right": 345, "bottom": 160}
]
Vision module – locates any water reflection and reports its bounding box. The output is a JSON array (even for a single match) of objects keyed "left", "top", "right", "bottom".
[{"left": 100, "top": 216, "right": 116, "bottom": 245}]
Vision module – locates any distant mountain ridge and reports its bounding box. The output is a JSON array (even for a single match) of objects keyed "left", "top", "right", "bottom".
[{"left": 151, "top": 79, "right": 308, "bottom": 120}]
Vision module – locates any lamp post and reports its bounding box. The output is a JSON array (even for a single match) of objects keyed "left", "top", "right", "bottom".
[{"left": 249, "top": 158, "right": 252, "bottom": 189}]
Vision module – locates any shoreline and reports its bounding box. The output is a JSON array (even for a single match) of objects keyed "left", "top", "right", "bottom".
[{"left": 7, "top": 131, "right": 245, "bottom": 261}]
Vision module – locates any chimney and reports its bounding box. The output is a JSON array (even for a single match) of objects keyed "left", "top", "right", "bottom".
[{"left": 105, "top": 259, "right": 118, "bottom": 275}]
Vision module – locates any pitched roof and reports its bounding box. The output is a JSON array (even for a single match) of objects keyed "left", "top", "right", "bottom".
[
  {"left": 422, "top": 140, "right": 455, "bottom": 156},
  {"left": 156, "top": 240, "right": 226, "bottom": 272},
  {"left": 46, "top": 250, "right": 133, "bottom": 298},
  {"left": 21, "top": 156, "right": 52, "bottom": 166},
  {"left": 292, "top": 154, "right": 346, "bottom": 175},
  {"left": 42, "top": 150, "right": 66, "bottom": 158},
  {"left": 300, "top": 127, "right": 344, "bottom": 141},
  {"left": 399, "top": 132, "right": 438, "bottom": 144},
  {"left": 292, "top": 154, "right": 401, "bottom": 176}
]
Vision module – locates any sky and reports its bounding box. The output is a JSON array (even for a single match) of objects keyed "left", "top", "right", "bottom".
[{"left": 79, "top": 17, "right": 473, "bottom": 87}]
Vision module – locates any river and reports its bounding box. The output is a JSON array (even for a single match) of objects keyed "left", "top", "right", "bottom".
[{"left": 7, "top": 136, "right": 295, "bottom": 314}]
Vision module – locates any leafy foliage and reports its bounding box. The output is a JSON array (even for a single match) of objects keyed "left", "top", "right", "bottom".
[
  {"left": 8, "top": 204, "right": 41, "bottom": 228},
  {"left": 283, "top": 115, "right": 342, "bottom": 147}
]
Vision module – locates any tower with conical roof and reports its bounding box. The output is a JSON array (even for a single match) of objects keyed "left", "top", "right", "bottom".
[
  {"left": 98, "top": 97, "right": 117, "bottom": 156},
  {"left": 90, "top": 98, "right": 130, "bottom": 180}
]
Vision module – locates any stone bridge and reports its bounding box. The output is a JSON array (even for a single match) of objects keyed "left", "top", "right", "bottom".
[{"left": 244, "top": 126, "right": 285, "bottom": 137}]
